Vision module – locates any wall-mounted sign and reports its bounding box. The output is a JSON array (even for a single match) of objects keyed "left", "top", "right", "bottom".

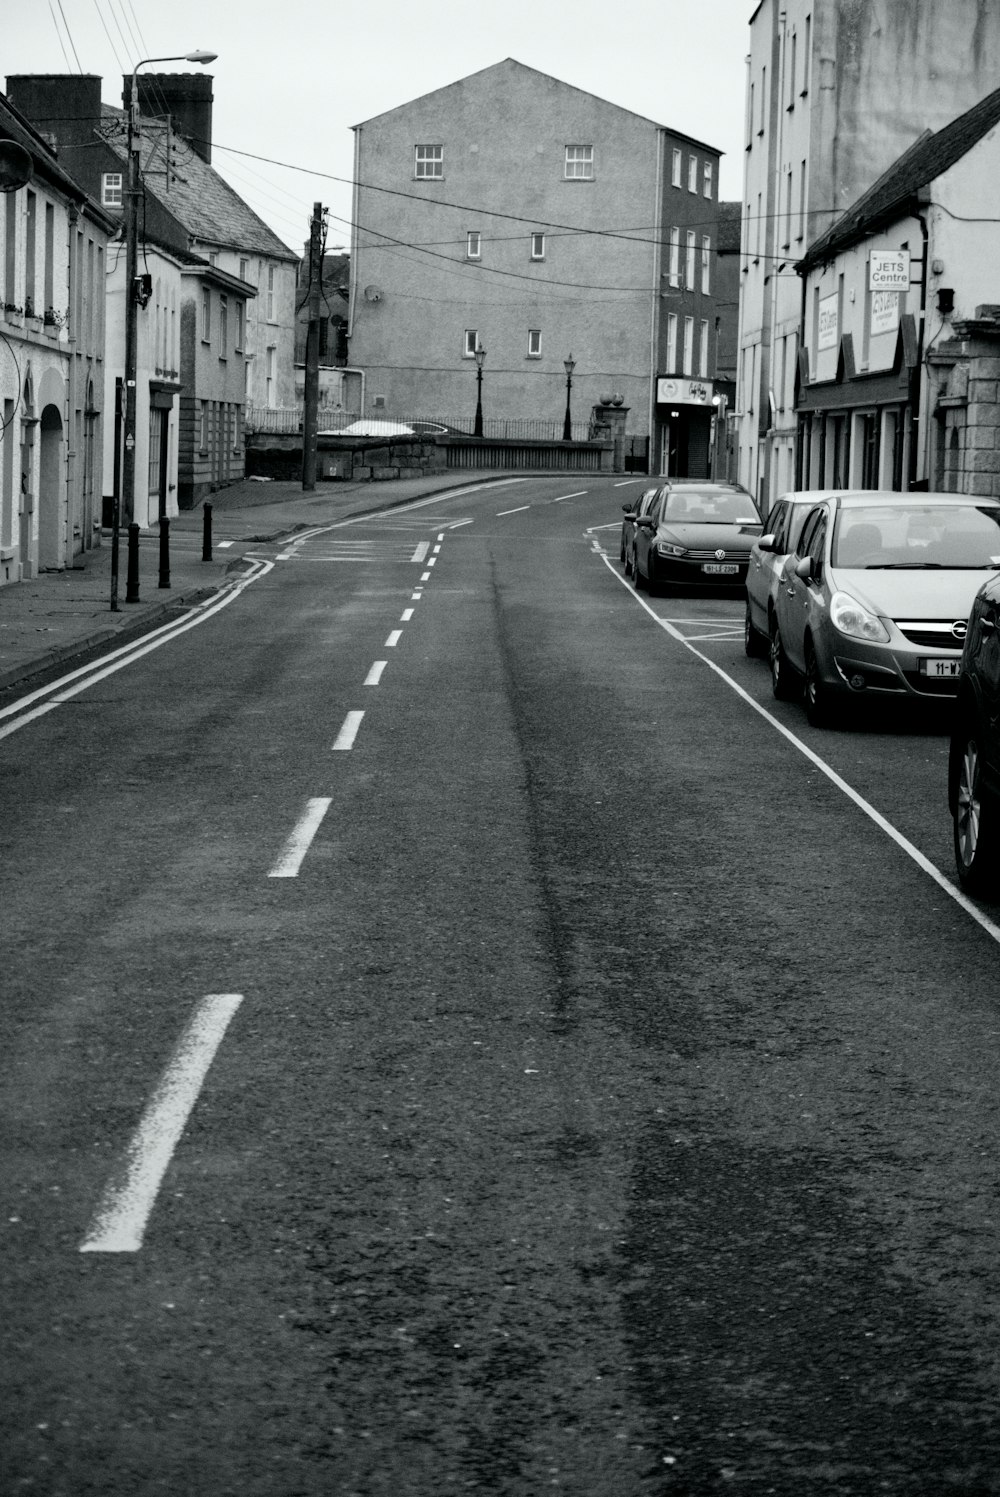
[
  {"left": 818, "top": 293, "right": 839, "bottom": 351},
  {"left": 870, "top": 289, "right": 900, "bottom": 338},
  {"left": 656, "top": 377, "right": 711, "bottom": 406},
  {"left": 870, "top": 250, "right": 910, "bottom": 291}
]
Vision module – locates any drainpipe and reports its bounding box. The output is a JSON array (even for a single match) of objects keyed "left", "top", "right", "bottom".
[
  {"left": 908, "top": 204, "right": 929, "bottom": 490},
  {"left": 66, "top": 206, "right": 78, "bottom": 564}
]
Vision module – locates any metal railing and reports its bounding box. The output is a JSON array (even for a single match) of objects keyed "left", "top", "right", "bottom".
[{"left": 245, "top": 407, "right": 592, "bottom": 442}]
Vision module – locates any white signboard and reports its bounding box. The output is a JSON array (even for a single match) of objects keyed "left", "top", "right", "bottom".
[
  {"left": 869, "top": 250, "right": 910, "bottom": 291},
  {"left": 870, "top": 289, "right": 900, "bottom": 338},
  {"left": 656, "top": 377, "right": 712, "bottom": 406},
  {"left": 818, "top": 293, "right": 839, "bottom": 351}
]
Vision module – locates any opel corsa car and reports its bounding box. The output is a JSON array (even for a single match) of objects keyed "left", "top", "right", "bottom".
[
  {"left": 769, "top": 491, "right": 1000, "bottom": 726},
  {"left": 949, "top": 573, "right": 1000, "bottom": 895},
  {"left": 631, "top": 483, "right": 762, "bottom": 593},
  {"left": 620, "top": 484, "right": 659, "bottom": 576}
]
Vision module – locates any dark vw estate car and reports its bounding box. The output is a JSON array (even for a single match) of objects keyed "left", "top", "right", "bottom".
[
  {"left": 950, "top": 573, "right": 1000, "bottom": 895},
  {"left": 628, "top": 482, "right": 762, "bottom": 592}
]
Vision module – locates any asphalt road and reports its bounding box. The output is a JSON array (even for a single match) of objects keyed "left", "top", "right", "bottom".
[{"left": 3, "top": 474, "right": 1000, "bottom": 1495}]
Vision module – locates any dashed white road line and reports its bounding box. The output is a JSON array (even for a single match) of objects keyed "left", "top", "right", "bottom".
[
  {"left": 332, "top": 710, "right": 365, "bottom": 751},
  {"left": 420, "top": 571, "right": 431, "bottom": 582},
  {"left": 400, "top": 608, "right": 414, "bottom": 622},
  {"left": 552, "top": 490, "right": 587, "bottom": 502},
  {"left": 498, "top": 505, "right": 530, "bottom": 516},
  {"left": 385, "top": 629, "right": 402, "bottom": 647},
  {"left": 411, "top": 542, "right": 430, "bottom": 562},
  {"left": 80, "top": 993, "right": 243, "bottom": 1253},
  {"left": 614, "top": 479, "right": 645, "bottom": 487},
  {"left": 268, "top": 797, "right": 332, "bottom": 878},
  {"left": 365, "top": 660, "right": 387, "bottom": 686}
]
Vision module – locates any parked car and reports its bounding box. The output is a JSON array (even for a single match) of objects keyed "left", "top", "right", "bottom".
[
  {"left": 949, "top": 573, "right": 1000, "bottom": 894},
  {"left": 337, "top": 419, "right": 450, "bottom": 437},
  {"left": 768, "top": 491, "right": 1000, "bottom": 726},
  {"left": 620, "top": 484, "right": 659, "bottom": 575},
  {"left": 631, "top": 483, "right": 763, "bottom": 593},
  {"left": 745, "top": 492, "right": 818, "bottom": 658}
]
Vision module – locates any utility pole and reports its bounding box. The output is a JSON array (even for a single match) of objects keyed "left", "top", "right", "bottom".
[{"left": 302, "top": 201, "right": 326, "bottom": 491}]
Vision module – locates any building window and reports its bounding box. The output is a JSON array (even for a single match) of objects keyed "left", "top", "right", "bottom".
[
  {"left": 700, "top": 319, "right": 709, "bottom": 379},
  {"left": 784, "top": 169, "right": 793, "bottom": 249},
  {"left": 564, "top": 144, "right": 594, "bottom": 180},
  {"left": 671, "top": 148, "right": 682, "bottom": 187},
  {"left": 703, "top": 161, "right": 713, "bottom": 199},
  {"left": 798, "top": 160, "right": 807, "bottom": 241},
  {"left": 467, "top": 231, "right": 481, "bottom": 260},
  {"left": 527, "top": 329, "right": 542, "bottom": 358},
  {"left": 199, "top": 400, "right": 208, "bottom": 452},
  {"left": 415, "top": 144, "right": 443, "bottom": 178},
  {"left": 266, "top": 264, "right": 275, "bottom": 321},
  {"left": 464, "top": 329, "right": 480, "bottom": 358},
  {"left": 688, "top": 155, "right": 698, "bottom": 193},
  {"left": 239, "top": 257, "right": 248, "bottom": 282},
  {"left": 101, "top": 173, "right": 123, "bottom": 208},
  {"left": 668, "top": 226, "right": 680, "bottom": 287},
  {"left": 701, "top": 235, "right": 711, "bottom": 293},
  {"left": 219, "top": 294, "right": 228, "bottom": 357},
  {"left": 685, "top": 230, "right": 696, "bottom": 290},
  {"left": 265, "top": 346, "right": 275, "bottom": 406},
  {"left": 803, "top": 15, "right": 812, "bottom": 94},
  {"left": 201, "top": 286, "right": 211, "bottom": 343},
  {"left": 235, "top": 300, "right": 244, "bottom": 351},
  {"left": 788, "top": 30, "right": 798, "bottom": 109},
  {"left": 683, "top": 316, "right": 694, "bottom": 376},
  {"left": 759, "top": 66, "right": 767, "bottom": 134},
  {"left": 530, "top": 232, "right": 545, "bottom": 260},
  {"left": 666, "top": 313, "right": 678, "bottom": 372}
]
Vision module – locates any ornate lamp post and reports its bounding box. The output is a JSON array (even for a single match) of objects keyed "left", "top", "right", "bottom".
[
  {"left": 562, "top": 353, "right": 576, "bottom": 441},
  {"left": 112, "top": 48, "right": 217, "bottom": 611},
  {"left": 473, "top": 343, "right": 486, "bottom": 438}
]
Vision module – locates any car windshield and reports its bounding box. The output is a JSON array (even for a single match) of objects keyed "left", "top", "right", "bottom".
[
  {"left": 661, "top": 491, "right": 761, "bottom": 524},
  {"left": 832, "top": 504, "right": 1000, "bottom": 569}
]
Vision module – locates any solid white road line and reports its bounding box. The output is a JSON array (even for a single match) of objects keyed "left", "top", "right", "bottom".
[
  {"left": 400, "top": 608, "right": 414, "bottom": 622},
  {"left": 365, "top": 660, "right": 387, "bottom": 686},
  {"left": 497, "top": 506, "right": 530, "bottom": 516},
  {"left": 411, "top": 542, "right": 430, "bottom": 562},
  {"left": 268, "top": 797, "right": 332, "bottom": 878},
  {"left": 0, "top": 560, "right": 274, "bottom": 743},
  {"left": 332, "top": 710, "right": 365, "bottom": 751},
  {"left": 385, "top": 630, "right": 402, "bottom": 647},
  {"left": 79, "top": 993, "right": 243, "bottom": 1253},
  {"left": 596, "top": 544, "right": 1000, "bottom": 949}
]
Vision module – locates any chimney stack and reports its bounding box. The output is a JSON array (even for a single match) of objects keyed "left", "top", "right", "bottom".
[{"left": 127, "top": 72, "right": 214, "bottom": 163}]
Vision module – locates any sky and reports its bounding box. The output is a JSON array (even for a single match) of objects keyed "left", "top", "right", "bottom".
[{"left": 5, "top": 0, "right": 754, "bottom": 257}]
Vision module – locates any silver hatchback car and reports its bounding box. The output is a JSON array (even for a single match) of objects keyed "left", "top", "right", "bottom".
[{"left": 769, "top": 491, "right": 1000, "bottom": 726}]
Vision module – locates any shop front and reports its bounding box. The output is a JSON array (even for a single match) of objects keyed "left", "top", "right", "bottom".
[{"left": 654, "top": 377, "right": 717, "bottom": 478}]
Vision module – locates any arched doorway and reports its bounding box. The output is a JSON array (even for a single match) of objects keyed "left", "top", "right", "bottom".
[{"left": 38, "top": 403, "right": 64, "bottom": 570}]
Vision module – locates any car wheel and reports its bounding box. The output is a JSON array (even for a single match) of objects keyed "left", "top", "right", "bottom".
[
  {"left": 769, "top": 617, "right": 797, "bottom": 700},
  {"left": 744, "top": 598, "right": 767, "bottom": 658},
  {"left": 954, "top": 729, "right": 1000, "bottom": 895},
  {"left": 803, "top": 637, "right": 833, "bottom": 726}
]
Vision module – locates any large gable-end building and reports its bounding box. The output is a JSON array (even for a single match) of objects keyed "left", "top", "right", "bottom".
[
  {"left": 348, "top": 59, "right": 725, "bottom": 474},
  {"left": 0, "top": 91, "right": 113, "bottom": 585}
]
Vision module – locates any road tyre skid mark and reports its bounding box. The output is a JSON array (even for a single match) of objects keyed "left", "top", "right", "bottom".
[{"left": 589, "top": 533, "right": 1000, "bottom": 948}]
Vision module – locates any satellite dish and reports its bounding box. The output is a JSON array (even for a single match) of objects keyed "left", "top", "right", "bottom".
[
  {"left": 0, "top": 140, "right": 32, "bottom": 194},
  {"left": 363, "top": 284, "right": 383, "bottom": 303}
]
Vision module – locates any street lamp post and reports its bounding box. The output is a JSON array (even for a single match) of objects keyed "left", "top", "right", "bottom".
[
  {"left": 473, "top": 343, "right": 486, "bottom": 438},
  {"left": 112, "top": 48, "right": 216, "bottom": 611},
  {"left": 562, "top": 353, "right": 576, "bottom": 441}
]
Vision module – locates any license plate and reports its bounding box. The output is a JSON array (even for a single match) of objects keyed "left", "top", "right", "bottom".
[
  {"left": 921, "top": 657, "right": 961, "bottom": 678},
  {"left": 702, "top": 563, "right": 739, "bottom": 575}
]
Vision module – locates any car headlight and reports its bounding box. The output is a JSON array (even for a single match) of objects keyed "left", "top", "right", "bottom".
[
  {"left": 657, "top": 541, "right": 688, "bottom": 557},
  {"left": 830, "top": 590, "right": 890, "bottom": 643}
]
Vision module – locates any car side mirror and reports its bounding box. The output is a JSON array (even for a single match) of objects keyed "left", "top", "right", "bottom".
[
  {"left": 794, "top": 555, "right": 813, "bottom": 580},
  {"left": 758, "top": 533, "right": 778, "bottom": 552},
  {"left": 622, "top": 503, "right": 633, "bottom": 513},
  {"left": 636, "top": 515, "right": 656, "bottom": 528}
]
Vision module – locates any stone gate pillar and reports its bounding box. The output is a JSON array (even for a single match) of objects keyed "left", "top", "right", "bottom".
[{"left": 591, "top": 399, "right": 630, "bottom": 473}]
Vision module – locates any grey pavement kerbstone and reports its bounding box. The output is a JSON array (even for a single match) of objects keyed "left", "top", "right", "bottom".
[{"left": 0, "top": 472, "right": 514, "bottom": 693}]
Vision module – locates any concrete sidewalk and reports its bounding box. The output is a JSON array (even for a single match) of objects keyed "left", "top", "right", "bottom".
[{"left": 0, "top": 472, "right": 506, "bottom": 693}]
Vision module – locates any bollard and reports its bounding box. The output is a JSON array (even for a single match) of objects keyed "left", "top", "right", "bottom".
[
  {"left": 202, "top": 501, "right": 213, "bottom": 562},
  {"left": 125, "top": 522, "right": 141, "bottom": 603},
  {"left": 158, "top": 516, "right": 170, "bottom": 589}
]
